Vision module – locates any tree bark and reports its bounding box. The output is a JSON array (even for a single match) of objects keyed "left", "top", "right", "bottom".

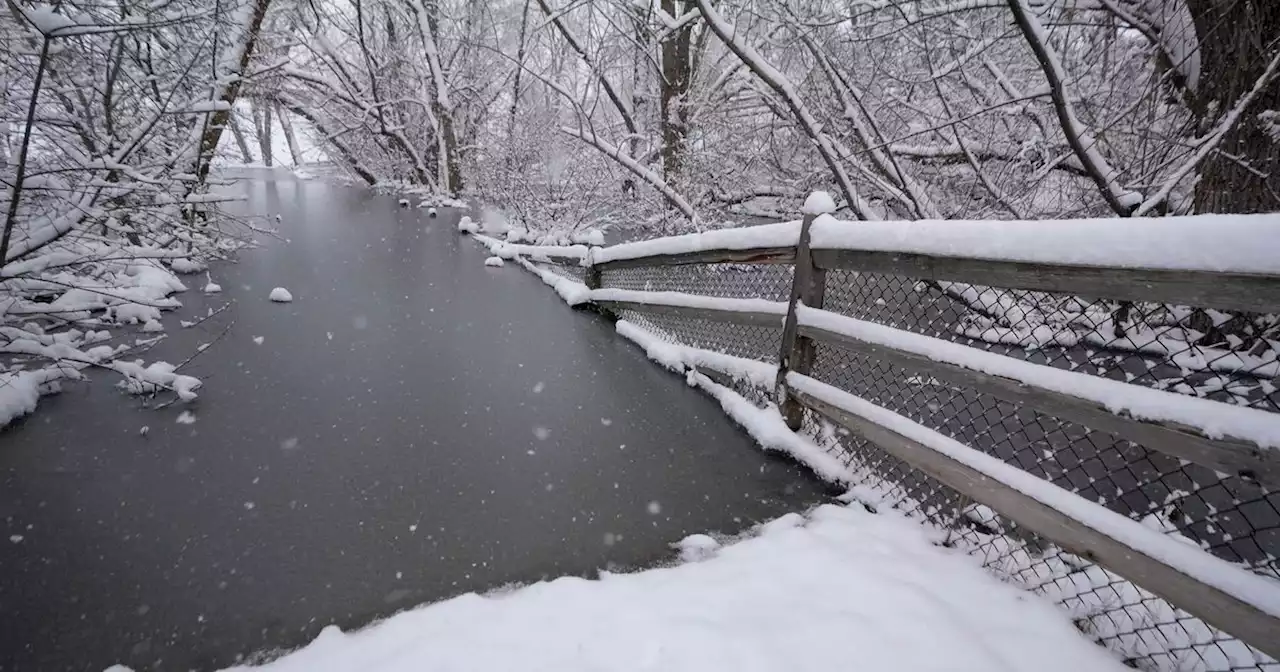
[
  {"left": 276, "top": 102, "right": 303, "bottom": 165},
  {"left": 1183, "top": 0, "right": 1280, "bottom": 213},
  {"left": 229, "top": 110, "right": 255, "bottom": 163},
  {"left": 659, "top": 0, "right": 694, "bottom": 193},
  {"left": 194, "top": 0, "right": 273, "bottom": 182},
  {"left": 253, "top": 101, "right": 274, "bottom": 167},
  {"left": 504, "top": 0, "right": 531, "bottom": 163}
]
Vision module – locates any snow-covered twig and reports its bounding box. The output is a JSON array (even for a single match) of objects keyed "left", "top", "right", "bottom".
[
  {"left": 693, "top": 0, "right": 879, "bottom": 221},
  {"left": 1006, "top": 0, "right": 1139, "bottom": 215}
]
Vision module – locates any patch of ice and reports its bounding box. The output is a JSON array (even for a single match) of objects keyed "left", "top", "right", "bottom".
[
  {"left": 252, "top": 336, "right": 264, "bottom": 345},
  {"left": 176, "top": 411, "right": 196, "bottom": 425}
]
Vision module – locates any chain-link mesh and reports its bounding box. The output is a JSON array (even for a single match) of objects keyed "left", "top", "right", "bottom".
[
  {"left": 812, "top": 273, "right": 1278, "bottom": 671},
  {"left": 598, "top": 263, "right": 792, "bottom": 364},
  {"left": 525, "top": 240, "right": 1279, "bottom": 671},
  {"left": 600, "top": 263, "right": 794, "bottom": 302},
  {"left": 822, "top": 271, "right": 1279, "bottom": 413},
  {"left": 530, "top": 260, "right": 587, "bottom": 284},
  {"left": 805, "top": 407, "right": 1273, "bottom": 672}
]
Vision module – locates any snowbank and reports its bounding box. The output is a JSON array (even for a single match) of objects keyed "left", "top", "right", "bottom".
[
  {"left": 213, "top": 501, "right": 1125, "bottom": 672},
  {"left": 515, "top": 258, "right": 590, "bottom": 306},
  {"left": 0, "top": 369, "right": 75, "bottom": 429},
  {"left": 614, "top": 320, "right": 848, "bottom": 483},
  {"left": 472, "top": 233, "right": 589, "bottom": 263}
]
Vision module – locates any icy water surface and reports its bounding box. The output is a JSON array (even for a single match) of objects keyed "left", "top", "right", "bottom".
[{"left": 0, "top": 173, "right": 832, "bottom": 671}]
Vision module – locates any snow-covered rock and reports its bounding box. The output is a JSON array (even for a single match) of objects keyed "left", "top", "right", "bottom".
[
  {"left": 457, "top": 216, "right": 479, "bottom": 234},
  {"left": 398, "top": 199, "right": 410, "bottom": 208},
  {"left": 484, "top": 256, "right": 505, "bottom": 268},
  {"left": 427, "top": 207, "right": 438, "bottom": 218},
  {"left": 203, "top": 282, "right": 222, "bottom": 294},
  {"left": 269, "top": 287, "right": 293, "bottom": 302},
  {"left": 677, "top": 533, "right": 720, "bottom": 562}
]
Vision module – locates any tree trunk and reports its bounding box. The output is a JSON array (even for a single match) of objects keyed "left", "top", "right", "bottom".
[
  {"left": 504, "top": 0, "right": 531, "bottom": 166},
  {"left": 280, "top": 96, "right": 378, "bottom": 185},
  {"left": 229, "top": 110, "right": 255, "bottom": 163},
  {"left": 659, "top": 0, "right": 694, "bottom": 193},
  {"left": 1184, "top": 0, "right": 1280, "bottom": 213},
  {"left": 276, "top": 103, "right": 304, "bottom": 165},
  {"left": 194, "top": 0, "right": 273, "bottom": 182},
  {"left": 411, "top": 0, "right": 462, "bottom": 194},
  {"left": 253, "top": 102, "right": 274, "bottom": 167}
]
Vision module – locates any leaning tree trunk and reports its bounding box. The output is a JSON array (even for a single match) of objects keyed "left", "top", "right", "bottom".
[
  {"left": 1184, "top": 0, "right": 1280, "bottom": 213},
  {"left": 229, "top": 111, "right": 255, "bottom": 163},
  {"left": 252, "top": 101, "right": 274, "bottom": 167},
  {"left": 194, "top": 0, "right": 273, "bottom": 182},
  {"left": 276, "top": 103, "right": 303, "bottom": 165}
]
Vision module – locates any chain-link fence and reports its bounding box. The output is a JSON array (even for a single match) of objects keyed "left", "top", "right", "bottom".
[{"left": 590, "top": 256, "right": 1278, "bottom": 672}]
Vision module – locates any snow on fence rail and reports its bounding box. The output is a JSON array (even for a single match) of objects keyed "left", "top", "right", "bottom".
[{"left": 463, "top": 203, "right": 1280, "bottom": 670}]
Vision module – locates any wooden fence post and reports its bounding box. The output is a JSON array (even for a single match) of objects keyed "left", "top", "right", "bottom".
[
  {"left": 585, "top": 245, "right": 602, "bottom": 290},
  {"left": 776, "top": 211, "right": 826, "bottom": 430}
]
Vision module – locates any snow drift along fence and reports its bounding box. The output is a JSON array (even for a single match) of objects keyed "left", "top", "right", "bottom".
[{"left": 471, "top": 209, "right": 1280, "bottom": 672}]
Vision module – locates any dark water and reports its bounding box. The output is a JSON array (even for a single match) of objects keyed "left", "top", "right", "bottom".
[{"left": 0, "top": 174, "right": 832, "bottom": 671}]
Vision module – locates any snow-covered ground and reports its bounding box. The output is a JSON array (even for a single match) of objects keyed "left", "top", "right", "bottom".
[{"left": 208, "top": 502, "right": 1123, "bottom": 672}]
